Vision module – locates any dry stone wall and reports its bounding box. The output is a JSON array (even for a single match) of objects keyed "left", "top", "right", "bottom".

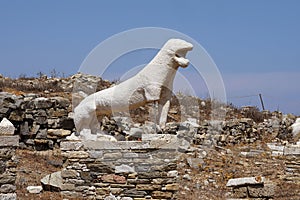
[
  {"left": 0, "top": 135, "right": 19, "bottom": 200},
  {"left": 58, "top": 136, "right": 182, "bottom": 199},
  {"left": 0, "top": 92, "right": 74, "bottom": 150}
]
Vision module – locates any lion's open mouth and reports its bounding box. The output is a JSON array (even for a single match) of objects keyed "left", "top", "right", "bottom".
[{"left": 174, "top": 53, "right": 189, "bottom": 67}]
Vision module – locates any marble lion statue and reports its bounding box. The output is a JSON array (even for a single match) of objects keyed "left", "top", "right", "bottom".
[{"left": 74, "top": 38, "right": 193, "bottom": 136}]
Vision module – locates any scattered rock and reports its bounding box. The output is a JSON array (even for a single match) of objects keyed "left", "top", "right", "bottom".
[
  {"left": 183, "top": 174, "right": 192, "bottom": 180},
  {"left": 26, "top": 186, "right": 43, "bottom": 194},
  {"left": 41, "top": 171, "right": 63, "bottom": 191},
  {"left": 186, "top": 157, "right": 204, "bottom": 170},
  {"left": 226, "top": 176, "right": 265, "bottom": 187}
]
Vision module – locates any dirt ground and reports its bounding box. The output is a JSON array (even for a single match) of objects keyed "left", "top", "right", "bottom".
[
  {"left": 15, "top": 149, "right": 64, "bottom": 200},
  {"left": 177, "top": 142, "right": 300, "bottom": 200}
]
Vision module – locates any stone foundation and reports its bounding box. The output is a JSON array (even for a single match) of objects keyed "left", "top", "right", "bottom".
[{"left": 59, "top": 136, "right": 182, "bottom": 199}]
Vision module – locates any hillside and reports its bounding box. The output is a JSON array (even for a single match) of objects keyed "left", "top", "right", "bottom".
[{"left": 0, "top": 73, "right": 299, "bottom": 200}]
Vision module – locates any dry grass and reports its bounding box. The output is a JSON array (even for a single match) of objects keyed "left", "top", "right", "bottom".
[
  {"left": 0, "top": 77, "right": 64, "bottom": 93},
  {"left": 241, "top": 106, "right": 267, "bottom": 123}
]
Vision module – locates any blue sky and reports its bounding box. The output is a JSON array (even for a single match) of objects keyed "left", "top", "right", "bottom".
[{"left": 0, "top": 1, "right": 299, "bottom": 114}]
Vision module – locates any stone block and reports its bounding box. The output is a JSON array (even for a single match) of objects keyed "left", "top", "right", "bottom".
[
  {"left": 120, "top": 197, "right": 133, "bottom": 200},
  {"left": 110, "top": 187, "right": 123, "bottom": 195},
  {"left": 87, "top": 163, "right": 114, "bottom": 173},
  {"left": 167, "top": 170, "right": 178, "bottom": 177},
  {"left": 232, "top": 186, "right": 248, "bottom": 198},
  {"left": 61, "top": 151, "right": 89, "bottom": 159},
  {"left": 61, "top": 191, "right": 83, "bottom": 198},
  {"left": 123, "top": 152, "right": 139, "bottom": 158},
  {"left": 88, "top": 150, "right": 103, "bottom": 158},
  {"left": 139, "top": 172, "right": 167, "bottom": 179},
  {"left": 136, "top": 184, "right": 161, "bottom": 191},
  {"left": 47, "top": 129, "right": 71, "bottom": 138},
  {"left": 248, "top": 183, "right": 277, "bottom": 198},
  {"left": 127, "top": 179, "right": 151, "bottom": 184},
  {"left": 60, "top": 183, "right": 75, "bottom": 191},
  {"left": 83, "top": 141, "right": 151, "bottom": 150},
  {"left": 101, "top": 174, "right": 126, "bottom": 184},
  {"left": 33, "top": 97, "right": 53, "bottom": 109},
  {"left": 284, "top": 145, "right": 300, "bottom": 155},
  {"left": 226, "top": 176, "right": 265, "bottom": 187},
  {"left": 61, "top": 169, "right": 78, "bottom": 178},
  {"left": 67, "top": 179, "right": 85, "bottom": 185},
  {"left": 123, "top": 189, "right": 147, "bottom": 197},
  {"left": 165, "top": 183, "right": 179, "bottom": 191},
  {"left": 75, "top": 185, "right": 89, "bottom": 192},
  {"left": 96, "top": 187, "right": 110, "bottom": 196},
  {"left": 0, "top": 193, "right": 17, "bottom": 200},
  {"left": 0, "top": 136, "right": 19, "bottom": 147},
  {"left": 0, "top": 174, "right": 15, "bottom": 184},
  {"left": 110, "top": 184, "right": 135, "bottom": 188},
  {"left": 80, "top": 171, "right": 92, "bottom": 181},
  {"left": 60, "top": 141, "right": 83, "bottom": 151},
  {"left": 151, "top": 191, "right": 173, "bottom": 199},
  {"left": 103, "top": 152, "right": 122, "bottom": 160},
  {"left": 0, "top": 184, "right": 16, "bottom": 193},
  {"left": 115, "top": 164, "right": 135, "bottom": 174}
]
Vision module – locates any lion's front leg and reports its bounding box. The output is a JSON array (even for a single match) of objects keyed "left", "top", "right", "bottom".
[
  {"left": 158, "top": 99, "right": 170, "bottom": 129},
  {"left": 157, "top": 88, "right": 172, "bottom": 129}
]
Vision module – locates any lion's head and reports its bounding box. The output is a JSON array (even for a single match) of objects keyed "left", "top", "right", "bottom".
[{"left": 163, "top": 39, "right": 193, "bottom": 68}]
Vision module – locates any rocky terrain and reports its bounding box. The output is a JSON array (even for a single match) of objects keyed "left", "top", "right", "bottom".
[{"left": 0, "top": 73, "right": 299, "bottom": 200}]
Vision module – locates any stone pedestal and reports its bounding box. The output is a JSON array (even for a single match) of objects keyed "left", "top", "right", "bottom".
[{"left": 59, "top": 137, "right": 182, "bottom": 199}]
